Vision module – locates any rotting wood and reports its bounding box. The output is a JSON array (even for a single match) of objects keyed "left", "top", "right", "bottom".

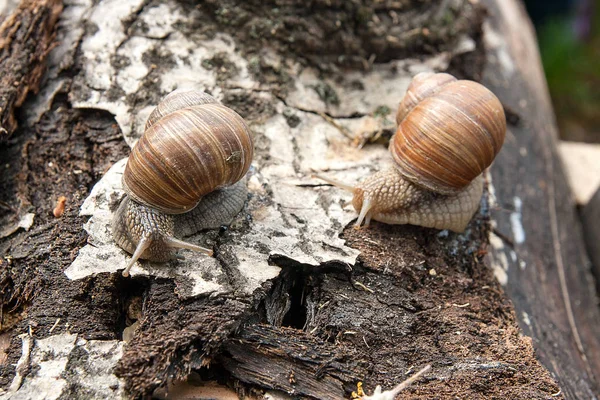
[
  {"left": 113, "top": 282, "right": 255, "bottom": 397},
  {"left": 218, "top": 324, "right": 366, "bottom": 400},
  {"left": 0, "top": 0, "right": 62, "bottom": 140},
  {"left": 0, "top": 0, "right": 596, "bottom": 399},
  {"left": 211, "top": 217, "right": 562, "bottom": 399}
]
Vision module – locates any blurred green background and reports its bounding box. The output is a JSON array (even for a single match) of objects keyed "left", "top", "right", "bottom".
[{"left": 525, "top": 0, "right": 600, "bottom": 143}]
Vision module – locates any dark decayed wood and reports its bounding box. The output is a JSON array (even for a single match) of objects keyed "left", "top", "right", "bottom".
[{"left": 0, "top": 0, "right": 62, "bottom": 140}]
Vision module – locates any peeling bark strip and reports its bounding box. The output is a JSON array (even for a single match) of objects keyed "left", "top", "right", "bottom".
[{"left": 0, "top": 0, "right": 62, "bottom": 140}]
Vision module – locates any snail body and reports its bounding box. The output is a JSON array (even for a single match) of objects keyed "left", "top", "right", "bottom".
[
  {"left": 315, "top": 72, "right": 506, "bottom": 232},
  {"left": 112, "top": 89, "right": 253, "bottom": 276}
]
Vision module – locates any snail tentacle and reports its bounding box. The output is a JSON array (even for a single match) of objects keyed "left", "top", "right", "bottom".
[
  {"left": 354, "top": 196, "right": 373, "bottom": 228},
  {"left": 122, "top": 236, "right": 150, "bottom": 277},
  {"left": 120, "top": 234, "right": 212, "bottom": 278},
  {"left": 311, "top": 173, "right": 374, "bottom": 227},
  {"left": 163, "top": 237, "right": 213, "bottom": 255},
  {"left": 311, "top": 173, "right": 355, "bottom": 192},
  {"left": 113, "top": 196, "right": 214, "bottom": 276}
]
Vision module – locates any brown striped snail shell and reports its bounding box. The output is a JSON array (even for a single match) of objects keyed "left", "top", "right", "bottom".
[
  {"left": 123, "top": 90, "right": 253, "bottom": 214},
  {"left": 113, "top": 89, "right": 254, "bottom": 277},
  {"left": 314, "top": 72, "right": 506, "bottom": 232},
  {"left": 392, "top": 73, "right": 506, "bottom": 195}
]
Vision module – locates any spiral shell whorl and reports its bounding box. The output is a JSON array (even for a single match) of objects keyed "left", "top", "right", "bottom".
[
  {"left": 395, "top": 72, "right": 457, "bottom": 125},
  {"left": 124, "top": 92, "right": 253, "bottom": 214},
  {"left": 145, "top": 89, "right": 219, "bottom": 130},
  {"left": 391, "top": 79, "right": 506, "bottom": 195}
]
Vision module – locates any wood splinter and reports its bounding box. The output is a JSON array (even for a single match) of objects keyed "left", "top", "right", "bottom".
[{"left": 52, "top": 195, "right": 66, "bottom": 218}]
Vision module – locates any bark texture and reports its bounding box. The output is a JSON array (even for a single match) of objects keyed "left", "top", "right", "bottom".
[
  {"left": 0, "top": 0, "right": 596, "bottom": 399},
  {"left": 0, "top": 0, "right": 62, "bottom": 140}
]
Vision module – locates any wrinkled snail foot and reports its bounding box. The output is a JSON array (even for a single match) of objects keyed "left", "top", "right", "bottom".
[
  {"left": 113, "top": 180, "right": 249, "bottom": 277},
  {"left": 112, "top": 197, "right": 212, "bottom": 277},
  {"left": 121, "top": 234, "right": 213, "bottom": 278},
  {"left": 313, "top": 168, "right": 483, "bottom": 233}
]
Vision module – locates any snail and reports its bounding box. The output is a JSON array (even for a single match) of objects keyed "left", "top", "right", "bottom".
[
  {"left": 314, "top": 72, "right": 506, "bottom": 232},
  {"left": 112, "top": 89, "right": 254, "bottom": 277}
]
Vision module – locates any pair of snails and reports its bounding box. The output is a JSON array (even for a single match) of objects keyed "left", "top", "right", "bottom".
[{"left": 112, "top": 73, "right": 506, "bottom": 276}]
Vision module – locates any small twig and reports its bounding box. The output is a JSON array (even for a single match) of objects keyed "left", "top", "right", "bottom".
[
  {"left": 318, "top": 300, "right": 331, "bottom": 310},
  {"left": 353, "top": 281, "right": 374, "bottom": 293},
  {"left": 0, "top": 200, "right": 16, "bottom": 213},
  {"left": 317, "top": 111, "right": 354, "bottom": 140},
  {"left": 362, "top": 238, "right": 381, "bottom": 246},
  {"left": 390, "top": 364, "right": 431, "bottom": 393},
  {"left": 363, "top": 336, "right": 370, "bottom": 348},
  {"left": 491, "top": 228, "right": 515, "bottom": 248},
  {"left": 48, "top": 318, "right": 61, "bottom": 333},
  {"left": 452, "top": 303, "right": 470, "bottom": 308},
  {"left": 357, "top": 364, "right": 432, "bottom": 400}
]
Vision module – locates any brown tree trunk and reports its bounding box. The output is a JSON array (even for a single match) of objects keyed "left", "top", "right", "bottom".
[
  {"left": 0, "top": 0, "right": 597, "bottom": 399},
  {"left": 483, "top": 1, "right": 600, "bottom": 397}
]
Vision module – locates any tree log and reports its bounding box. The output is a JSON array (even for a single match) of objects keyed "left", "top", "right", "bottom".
[{"left": 0, "top": 0, "right": 597, "bottom": 399}]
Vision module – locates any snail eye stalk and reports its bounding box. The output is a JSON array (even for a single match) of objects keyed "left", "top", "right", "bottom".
[{"left": 122, "top": 237, "right": 150, "bottom": 277}]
